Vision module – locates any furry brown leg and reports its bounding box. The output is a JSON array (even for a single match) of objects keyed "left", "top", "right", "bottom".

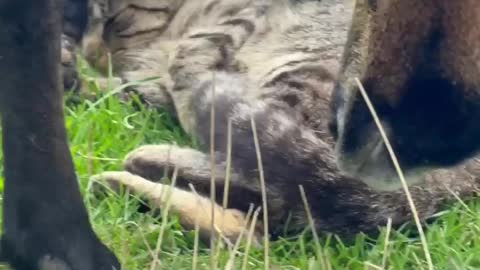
[{"left": 92, "top": 171, "right": 261, "bottom": 244}]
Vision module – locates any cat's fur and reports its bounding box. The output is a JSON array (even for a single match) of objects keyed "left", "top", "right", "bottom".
[{"left": 82, "top": 0, "right": 480, "bottom": 242}]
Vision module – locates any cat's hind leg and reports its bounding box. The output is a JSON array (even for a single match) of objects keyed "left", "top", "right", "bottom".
[{"left": 92, "top": 171, "right": 261, "bottom": 244}]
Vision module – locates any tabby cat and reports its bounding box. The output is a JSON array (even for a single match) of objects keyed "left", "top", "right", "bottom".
[{"left": 67, "top": 0, "right": 480, "bottom": 241}]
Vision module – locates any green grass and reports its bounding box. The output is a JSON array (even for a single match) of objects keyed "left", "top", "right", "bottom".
[{"left": 0, "top": 68, "right": 480, "bottom": 270}]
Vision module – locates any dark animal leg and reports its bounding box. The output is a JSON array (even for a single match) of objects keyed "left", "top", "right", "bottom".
[{"left": 0, "top": 0, "right": 120, "bottom": 269}]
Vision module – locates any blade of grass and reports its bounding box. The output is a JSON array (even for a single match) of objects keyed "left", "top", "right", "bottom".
[{"left": 382, "top": 218, "right": 392, "bottom": 269}]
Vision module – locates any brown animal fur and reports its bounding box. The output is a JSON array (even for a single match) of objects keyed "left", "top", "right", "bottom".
[
  {"left": 84, "top": 0, "right": 480, "bottom": 243},
  {"left": 331, "top": 0, "right": 480, "bottom": 190}
]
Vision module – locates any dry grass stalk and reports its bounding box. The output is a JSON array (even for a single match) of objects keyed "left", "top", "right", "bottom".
[
  {"left": 149, "top": 167, "right": 179, "bottom": 270},
  {"left": 299, "top": 185, "right": 331, "bottom": 270},
  {"left": 225, "top": 204, "right": 256, "bottom": 270},
  {"left": 241, "top": 207, "right": 262, "bottom": 270},
  {"left": 188, "top": 184, "right": 203, "bottom": 270},
  {"left": 210, "top": 72, "right": 218, "bottom": 269},
  {"left": 223, "top": 117, "right": 233, "bottom": 209},
  {"left": 250, "top": 115, "right": 271, "bottom": 270}
]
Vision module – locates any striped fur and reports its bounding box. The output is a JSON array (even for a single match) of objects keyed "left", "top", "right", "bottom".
[{"left": 87, "top": 0, "right": 480, "bottom": 241}]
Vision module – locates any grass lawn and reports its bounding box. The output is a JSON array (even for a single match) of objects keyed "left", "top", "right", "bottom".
[{"left": 0, "top": 65, "right": 480, "bottom": 270}]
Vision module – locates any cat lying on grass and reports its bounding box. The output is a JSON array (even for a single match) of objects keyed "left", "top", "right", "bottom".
[{"left": 87, "top": 0, "right": 480, "bottom": 244}]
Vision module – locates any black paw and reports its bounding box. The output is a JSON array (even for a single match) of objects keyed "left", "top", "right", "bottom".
[{"left": 0, "top": 227, "right": 121, "bottom": 269}]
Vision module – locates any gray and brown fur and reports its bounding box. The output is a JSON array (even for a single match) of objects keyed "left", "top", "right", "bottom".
[
  {"left": 85, "top": 0, "right": 480, "bottom": 242},
  {"left": 331, "top": 0, "right": 480, "bottom": 190}
]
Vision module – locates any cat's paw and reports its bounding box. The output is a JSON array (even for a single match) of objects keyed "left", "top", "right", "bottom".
[{"left": 124, "top": 144, "right": 210, "bottom": 181}]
